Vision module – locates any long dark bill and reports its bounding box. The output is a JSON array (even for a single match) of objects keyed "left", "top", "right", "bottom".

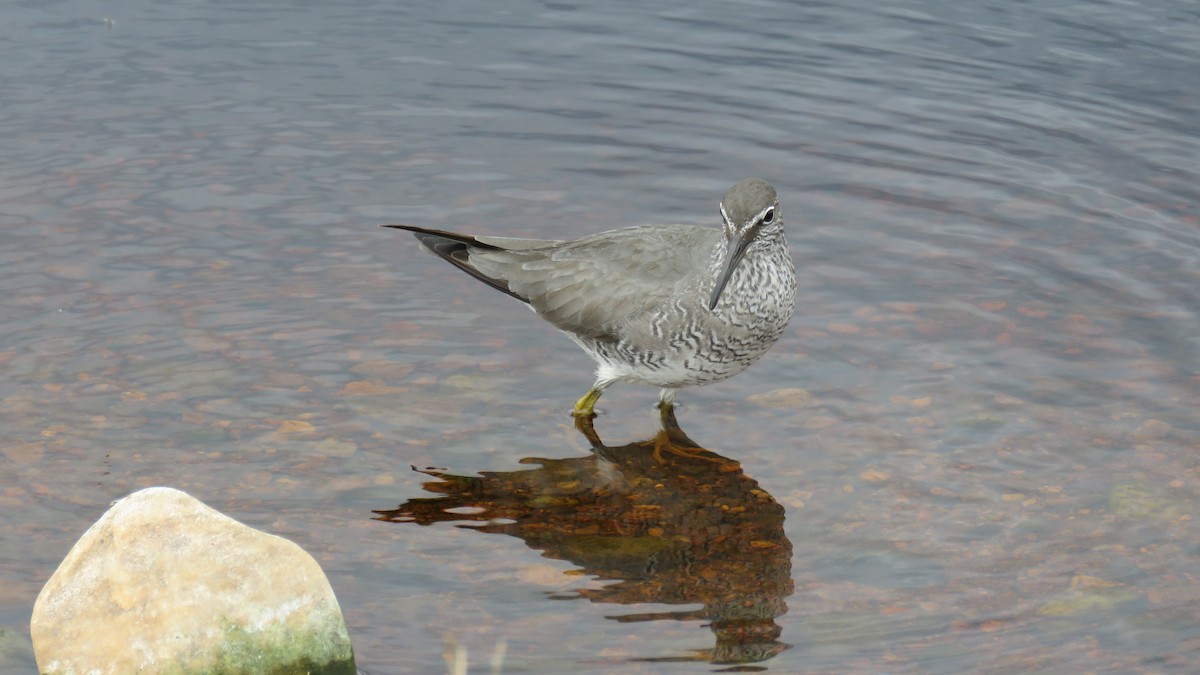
[{"left": 708, "top": 229, "right": 755, "bottom": 310}]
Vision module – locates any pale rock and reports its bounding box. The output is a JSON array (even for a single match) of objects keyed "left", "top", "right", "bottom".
[{"left": 31, "top": 487, "right": 355, "bottom": 674}]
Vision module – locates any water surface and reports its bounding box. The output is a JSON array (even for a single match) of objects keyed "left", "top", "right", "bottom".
[{"left": 2, "top": 0, "right": 1198, "bottom": 672}]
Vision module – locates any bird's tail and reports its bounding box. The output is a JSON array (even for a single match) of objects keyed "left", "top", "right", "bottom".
[{"left": 381, "top": 224, "right": 528, "bottom": 301}]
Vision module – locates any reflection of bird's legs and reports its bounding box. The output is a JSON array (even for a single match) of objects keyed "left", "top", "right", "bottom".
[{"left": 573, "top": 412, "right": 603, "bottom": 447}]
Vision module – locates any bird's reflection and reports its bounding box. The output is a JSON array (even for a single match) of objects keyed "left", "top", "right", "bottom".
[{"left": 375, "top": 408, "right": 793, "bottom": 666}]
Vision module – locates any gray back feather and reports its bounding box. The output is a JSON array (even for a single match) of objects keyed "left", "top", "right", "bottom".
[{"left": 468, "top": 225, "right": 722, "bottom": 339}]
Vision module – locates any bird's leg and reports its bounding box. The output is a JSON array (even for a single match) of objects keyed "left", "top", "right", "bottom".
[
  {"left": 572, "top": 387, "right": 604, "bottom": 418},
  {"left": 656, "top": 402, "right": 674, "bottom": 428},
  {"left": 656, "top": 388, "right": 677, "bottom": 423},
  {"left": 657, "top": 399, "right": 682, "bottom": 433}
]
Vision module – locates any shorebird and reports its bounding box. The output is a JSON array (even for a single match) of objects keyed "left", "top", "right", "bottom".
[{"left": 383, "top": 178, "right": 796, "bottom": 417}]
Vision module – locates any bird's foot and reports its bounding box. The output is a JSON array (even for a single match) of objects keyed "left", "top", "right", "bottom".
[{"left": 650, "top": 433, "right": 740, "bottom": 471}]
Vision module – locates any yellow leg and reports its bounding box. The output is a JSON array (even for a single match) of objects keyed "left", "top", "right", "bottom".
[{"left": 573, "top": 387, "right": 603, "bottom": 417}]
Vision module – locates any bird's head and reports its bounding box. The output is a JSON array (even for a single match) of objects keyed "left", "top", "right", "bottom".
[{"left": 710, "top": 178, "right": 781, "bottom": 310}]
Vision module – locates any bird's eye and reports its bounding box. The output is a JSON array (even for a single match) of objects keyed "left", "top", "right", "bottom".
[{"left": 762, "top": 208, "right": 775, "bottom": 224}]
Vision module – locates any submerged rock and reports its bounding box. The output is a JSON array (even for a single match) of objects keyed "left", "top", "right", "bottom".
[
  {"left": 1036, "top": 575, "right": 1140, "bottom": 617},
  {"left": 31, "top": 487, "right": 355, "bottom": 675}
]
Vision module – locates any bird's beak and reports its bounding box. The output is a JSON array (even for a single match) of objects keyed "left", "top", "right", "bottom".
[{"left": 708, "top": 229, "right": 754, "bottom": 310}]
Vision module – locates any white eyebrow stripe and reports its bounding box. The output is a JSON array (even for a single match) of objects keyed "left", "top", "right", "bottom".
[{"left": 755, "top": 203, "right": 778, "bottom": 222}]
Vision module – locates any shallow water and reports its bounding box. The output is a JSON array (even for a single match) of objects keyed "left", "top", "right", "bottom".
[{"left": 2, "top": 0, "right": 1199, "bottom": 672}]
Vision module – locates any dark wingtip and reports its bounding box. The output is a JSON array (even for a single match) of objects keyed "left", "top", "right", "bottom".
[{"left": 380, "top": 224, "right": 530, "bottom": 304}]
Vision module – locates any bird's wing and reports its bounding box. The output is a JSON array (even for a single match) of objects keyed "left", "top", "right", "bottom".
[{"left": 470, "top": 224, "right": 721, "bottom": 340}]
